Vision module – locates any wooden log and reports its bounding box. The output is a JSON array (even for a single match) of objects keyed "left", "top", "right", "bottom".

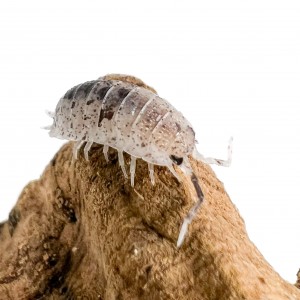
[{"left": 0, "top": 142, "right": 299, "bottom": 299}]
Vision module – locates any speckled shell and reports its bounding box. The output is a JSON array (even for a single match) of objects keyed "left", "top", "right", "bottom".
[{"left": 49, "top": 75, "right": 196, "bottom": 166}]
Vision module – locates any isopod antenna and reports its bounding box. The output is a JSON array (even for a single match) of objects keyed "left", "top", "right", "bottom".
[
  {"left": 192, "top": 137, "right": 233, "bottom": 167},
  {"left": 41, "top": 110, "right": 55, "bottom": 130}
]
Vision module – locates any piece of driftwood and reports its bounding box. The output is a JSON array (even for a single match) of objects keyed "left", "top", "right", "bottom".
[{"left": 0, "top": 142, "right": 299, "bottom": 300}]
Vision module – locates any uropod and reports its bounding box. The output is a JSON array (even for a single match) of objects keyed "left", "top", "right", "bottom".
[{"left": 45, "top": 74, "right": 232, "bottom": 247}]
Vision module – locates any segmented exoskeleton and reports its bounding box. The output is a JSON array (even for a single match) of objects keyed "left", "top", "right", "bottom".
[{"left": 46, "top": 74, "right": 232, "bottom": 247}]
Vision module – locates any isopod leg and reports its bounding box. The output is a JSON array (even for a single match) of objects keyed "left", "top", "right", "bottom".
[
  {"left": 192, "top": 137, "right": 233, "bottom": 167},
  {"left": 176, "top": 158, "right": 204, "bottom": 247},
  {"left": 167, "top": 164, "right": 181, "bottom": 182},
  {"left": 148, "top": 163, "right": 155, "bottom": 185},
  {"left": 177, "top": 178, "right": 204, "bottom": 247},
  {"left": 103, "top": 144, "right": 109, "bottom": 162},
  {"left": 83, "top": 141, "right": 93, "bottom": 161},
  {"left": 130, "top": 156, "right": 137, "bottom": 187},
  {"left": 118, "top": 150, "right": 128, "bottom": 179},
  {"left": 73, "top": 140, "right": 85, "bottom": 160}
]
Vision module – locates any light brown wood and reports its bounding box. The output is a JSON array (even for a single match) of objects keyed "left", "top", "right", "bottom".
[{"left": 0, "top": 141, "right": 299, "bottom": 299}]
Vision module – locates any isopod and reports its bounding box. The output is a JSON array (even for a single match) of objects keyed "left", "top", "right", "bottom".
[{"left": 46, "top": 74, "right": 232, "bottom": 247}]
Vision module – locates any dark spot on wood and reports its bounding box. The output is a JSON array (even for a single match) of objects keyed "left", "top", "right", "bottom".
[
  {"left": 119, "top": 185, "right": 128, "bottom": 196},
  {"left": 32, "top": 291, "right": 44, "bottom": 299},
  {"left": 0, "top": 221, "right": 5, "bottom": 234},
  {"left": 65, "top": 207, "right": 76, "bottom": 223},
  {"left": 8, "top": 208, "right": 20, "bottom": 236},
  {"left": 170, "top": 155, "right": 183, "bottom": 166},
  {"left": 116, "top": 292, "right": 123, "bottom": 300},
  {"left": 48, "top": 254, "right": 59, "bottom": 267},
  {"left": 258, "top": 277, "right": 266, "bottom": 284},
  {"left": 60, "top": 286, "right": 68, "bottom": 294},
  {"left": 90, "top": 175, "right": 98, "bottom": 182},
  {"left": 0, "top": 272, "right": 22, "bottom": 284},
  {"left": 48, "top": 272, "right": 63, "bottom": 290},
  {"left": 51, "top": 154, "right": 57, "bottom": 166},
  {"left": 45, "top": 251, "right": 72, "bottom": 293},
  {"left": 141, "top": 142, "right": 146, "bottom": 147},
  {"left": 145, "top": 265, "right": 152, "bottom": 277},
  {"left": 71, "top": 102, "right": 75, "bottom": 109},
  {"left": 58, "top": 198, "right": 77, "bottom": 223},
  {"left": 110, "top": 155, "right": 118, "bottom": 165},
  {"left": 141, "top": 219, "right": 164, "bottom": 239}
]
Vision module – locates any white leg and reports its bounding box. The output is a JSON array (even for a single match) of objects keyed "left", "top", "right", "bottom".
[
  {"left": 179, "top": 157, "right": 193, "bottom": 176},
  {"left": 130, "top": 156, "right": 137, "bottom": 187},
  {"left": 192, "top": 137, "right": 233, "bottom": 167},
  {"left": 84, "top": 141, "right": 93, "bottom": 161},
  {"left": 177, "top": 196, "right": 203, "bottom": 247},
  {"left": 177, "top": 172, "right": 205, "bottom": 247},
  {"left": 148, "top": 163, "right": 155, "bottom": 185},
  {"left": 103, "top": 144, "right": 109, "bottom": 162},
  {"left": 73, "top": 140, "right": 85, "bottom": 160},
  {"left": 118, "top": 150, "right": 128, "bottom": 179},
  {"left": 167, "top": 164, "right": 181, "bottom": 182}
]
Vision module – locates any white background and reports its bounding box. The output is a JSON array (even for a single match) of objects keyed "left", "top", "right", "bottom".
[{"left": 0, "top": 0, "right": 299, "bottom": 283}]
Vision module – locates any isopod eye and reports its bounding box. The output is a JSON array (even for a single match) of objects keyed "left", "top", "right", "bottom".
[{"left": 170, "top": 155, "right": 183, "bottom": 165}]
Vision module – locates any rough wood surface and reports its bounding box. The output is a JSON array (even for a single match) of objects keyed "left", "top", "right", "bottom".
[
  {"left": 0, "top": 142, "right": 299, "bottom": 299},
  {"left": 296, "top": 270, "right": 300, "bottom": 290}
]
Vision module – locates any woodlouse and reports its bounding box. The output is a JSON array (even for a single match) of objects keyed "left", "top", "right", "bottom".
[{"left": 46, "top": 74, "right": 232, "bottom": 247}]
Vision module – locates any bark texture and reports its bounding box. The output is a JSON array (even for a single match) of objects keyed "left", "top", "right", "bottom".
[
  {"left": 296, "top": 270, "right": 300, "bottom": 290},
  {"left": 0, "top": 142, "right": 299, "bottom": 299}
]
